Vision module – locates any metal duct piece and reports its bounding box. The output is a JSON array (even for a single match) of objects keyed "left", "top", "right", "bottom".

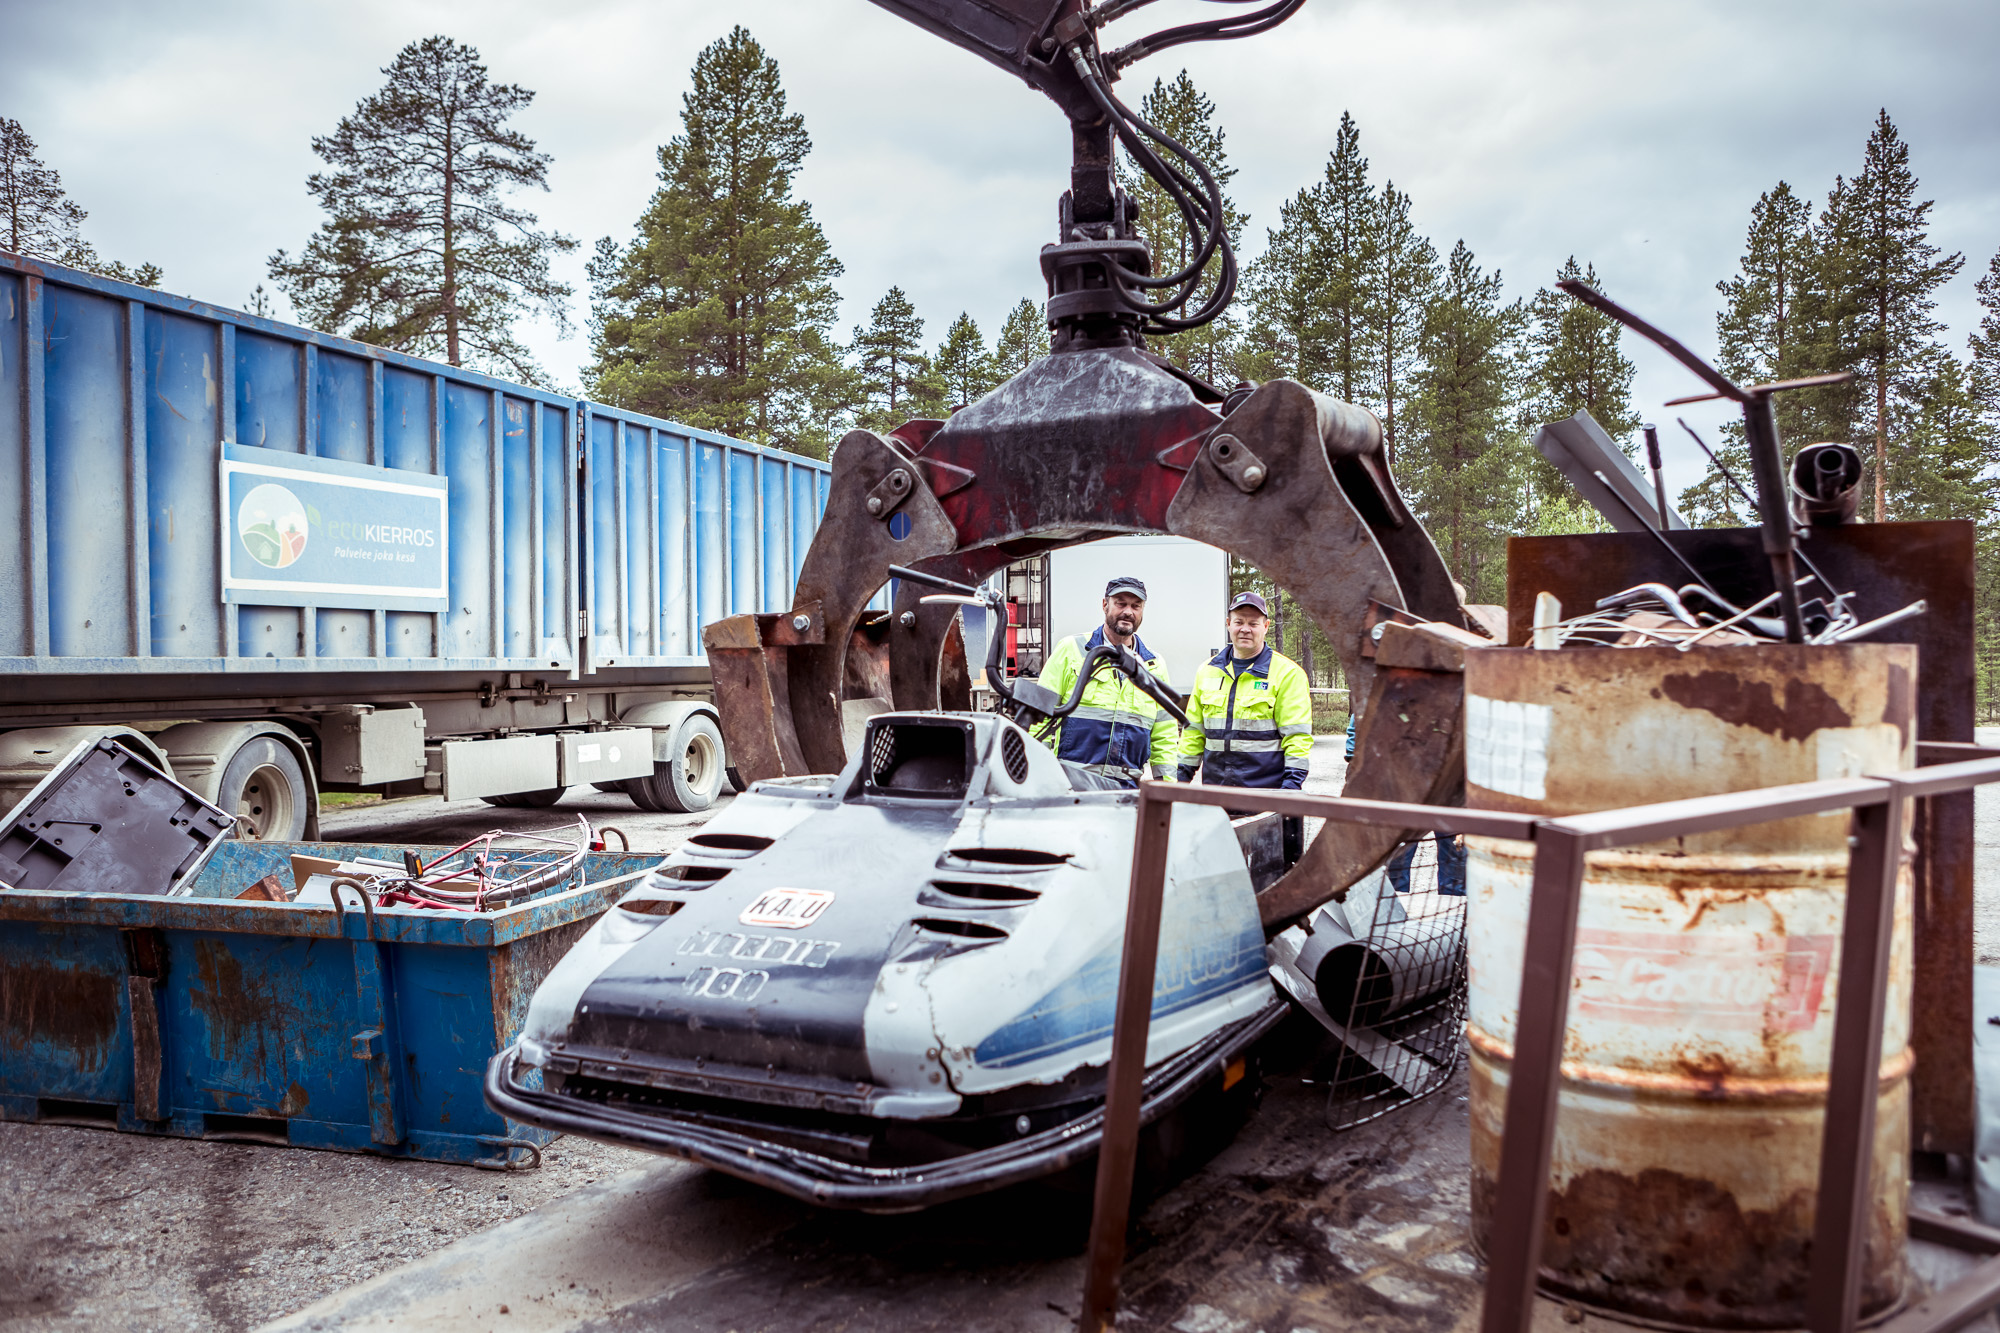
[{"left": 1791, "top": 442, "right": 1864, "bottom": 527}]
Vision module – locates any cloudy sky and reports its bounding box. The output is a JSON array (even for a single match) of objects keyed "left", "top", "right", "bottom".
[{"left": 6, "top": 0, "right": 1997, "bottom": 499}]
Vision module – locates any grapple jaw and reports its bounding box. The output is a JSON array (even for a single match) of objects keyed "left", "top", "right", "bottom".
[{"left": 706, "top": 357, "right": 1471, "bottom": 934}]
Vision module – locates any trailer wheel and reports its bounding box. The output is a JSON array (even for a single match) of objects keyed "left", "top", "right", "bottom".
[
  {"left": 481, "top": 788, "right": 566, "bottom": 809},
  {"left": 217, "top": 737, "right": 309, "bottom": 841},
  {"left": 630, "top": 715, "right": 726, "bottom": 814}
]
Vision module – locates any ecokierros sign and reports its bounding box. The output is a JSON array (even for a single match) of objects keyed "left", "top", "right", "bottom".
[{"left": 220, "top": 442, "right": 449, "bottom": 612}]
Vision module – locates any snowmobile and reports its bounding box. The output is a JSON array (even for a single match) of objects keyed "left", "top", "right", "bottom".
[{"left": 486, "top": 574, "right": 1291, "bottom": 1210}]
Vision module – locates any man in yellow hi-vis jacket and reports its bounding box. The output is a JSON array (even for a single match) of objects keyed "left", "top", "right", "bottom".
[
  {"left": 1176, "top": 591, "right": 1313, "bottom": 791},
  {"left": 1032, "top": 576, "right": 1181, "bottom": 787}
]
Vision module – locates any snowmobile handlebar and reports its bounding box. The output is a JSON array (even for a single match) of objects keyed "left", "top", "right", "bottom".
[
  {"left": 1065, "top": 643, "right": 1192, "bottom": 730},
  {"left": 887, "top": 564, "right": 1190, "bottom": 731}
]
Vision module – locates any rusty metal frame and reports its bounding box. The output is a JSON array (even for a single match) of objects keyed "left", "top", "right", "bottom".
[{"left": 1077, "top": 749, "right": 2000, "bottom": 1333}]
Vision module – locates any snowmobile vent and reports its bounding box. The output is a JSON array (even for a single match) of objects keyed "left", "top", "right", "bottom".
[
  {"left": 927, "top": 880, "right": 1040, "bottom": 905},
  {"left": 911, "top": 917, "right": 1009, "bottom": 940},
  {"left": 1001, "top": 728, "right": 1030, "bottom": 783},
  {"left": 944, "top": 847, "right": 1067, "bottom": 868},
  {"left": 686, "top": 833, "right": 772, "bottom": 856},
  {"left": 657, "top": 864, "right": 731, "bottom": 884},
  {"left": 862, "top": 719, "right": 975, "bottom": 799}
]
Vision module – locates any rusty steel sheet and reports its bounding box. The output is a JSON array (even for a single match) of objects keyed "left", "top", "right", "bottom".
[
  {"left": 1506, "top": 522, "right": 1974, "bottom": 1156},
  {"left": 1462, "top": 643, "right": 1916, "bottom": 1329}
]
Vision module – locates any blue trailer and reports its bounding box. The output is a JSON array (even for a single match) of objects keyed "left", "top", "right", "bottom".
[{"left": 0, "top": 251, "right": 867, "bottom": 831}]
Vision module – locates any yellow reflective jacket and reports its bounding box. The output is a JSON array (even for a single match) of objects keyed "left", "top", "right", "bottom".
[
  {"left": 1031, "top": 629, "right": 1180, "bottom": 786},
  {"left": 1176, "top": 644, "right": 1313, "bottom": 788}
]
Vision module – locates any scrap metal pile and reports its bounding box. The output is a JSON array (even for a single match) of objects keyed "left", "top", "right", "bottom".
[{"left": 1528, "top": 284, "right": 1927, "bottom": 652}]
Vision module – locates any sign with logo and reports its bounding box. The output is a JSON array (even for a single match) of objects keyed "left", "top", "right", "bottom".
[
  {"left": 220, "top": 442, "right": 449, "bottom": 611},
  {"left": 1571, "top": 928, "right": 1836, "bottom": 1032},
  {"left": 738, "top": 888, "right": 835, "bottom": 930}
]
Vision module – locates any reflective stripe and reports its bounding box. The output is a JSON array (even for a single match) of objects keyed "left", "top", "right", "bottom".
[
  {"left": 1215, "top": 736, "right": 1283, "bottom": 753},
  {"left": 1152, "top": 763, "right": 1173, "bottom": 778},
  {"left": 1278, "top": 723, "right": 1314, "bottom": 738},
  {"left": 1230, "top": 718, "right": 1279, "bottom": 735},
  {"left": 1069, "top": 703, "right": 1127, "bottom": 725}
]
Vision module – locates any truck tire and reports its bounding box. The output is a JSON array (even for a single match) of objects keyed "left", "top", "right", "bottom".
[
  {"left": 217, "top": 736, "right": 310, "bottom": 842},
  {"left": 481, "top": 788, "right": 566, "bottom": 809},
  {"left": 630, "top": 715, "right": 727, "bottom": 814}
]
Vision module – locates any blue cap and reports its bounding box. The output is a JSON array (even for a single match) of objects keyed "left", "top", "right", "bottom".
[
  {"left": 1228, "top": 591, "right": 1270, "bottom": 617},
  {"left": 1104, "top": 576, "right": 1147, "bottom": 600}
]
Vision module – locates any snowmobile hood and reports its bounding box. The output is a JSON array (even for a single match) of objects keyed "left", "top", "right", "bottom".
[{"left": 570, "top": 800, "right": 961, "bottom": 1083}]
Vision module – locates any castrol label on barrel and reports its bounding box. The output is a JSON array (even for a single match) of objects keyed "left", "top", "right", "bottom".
[{"left": 1570, "top": 929, "right": 1836, "bottom": 1032}]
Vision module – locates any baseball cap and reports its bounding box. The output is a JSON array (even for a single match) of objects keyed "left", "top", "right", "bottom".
[
  {"left": 1228, "top": 590, "right": 1271, "bottom": 617},
  {"left": 1104, "top": 576, "right": 1148, "bottom": 600}
]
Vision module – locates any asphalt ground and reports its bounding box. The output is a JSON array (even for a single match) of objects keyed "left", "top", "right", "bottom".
[{"left": 3, "top": 737, "right": 1998, "bottom": 1330}]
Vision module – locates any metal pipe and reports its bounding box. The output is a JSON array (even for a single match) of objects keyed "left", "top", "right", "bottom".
[
  {"left": 1808, "top": 785, "right": 1910, "bottom": 1333},
  {"left": 1078, "top": 788, "right": 1175, "bottom": 1333},
  {"left": 1643, "top": 423, "right": 1671, "bottom": 528},
  {"left": 1478, "top": 824, "right": 1589, "bottom": 1333},
  {"left": 1742, "top": 393, "right": 1808, "bottom": 641}
]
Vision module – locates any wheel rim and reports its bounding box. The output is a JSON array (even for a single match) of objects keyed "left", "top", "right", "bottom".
[
  {"left": 236, "top": 763, "right": 295, "bottom": 840},
  {"left": 682, "top": 731, "right": 722, "bottom": 794}
]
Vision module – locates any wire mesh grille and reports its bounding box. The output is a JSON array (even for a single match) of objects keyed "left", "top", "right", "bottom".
[
  {"left": 1319, "top": 834, "right": 1469, "bottom": 1130},
  {"left": 1001, "top": 728, "right": 1030, "bottom": 783},
  {"left": 867, "top": 725, "right": 897, "bottom": 786}
]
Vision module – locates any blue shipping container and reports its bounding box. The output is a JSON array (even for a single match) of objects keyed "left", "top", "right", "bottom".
[{"left": 0, "top": 252, "right": 850, "bottom": 682}]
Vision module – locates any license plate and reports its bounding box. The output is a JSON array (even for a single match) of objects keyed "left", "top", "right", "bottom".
[{"left": 738, "top": 888, "right": 834, "bottom": 930}]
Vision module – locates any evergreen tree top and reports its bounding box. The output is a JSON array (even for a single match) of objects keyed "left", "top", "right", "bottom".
[
  {"left": 268, "top": 34, "right": 574, "bottom": 381},
  {"left": 663, "top": 25, "right": 811, "bottom": 204}
]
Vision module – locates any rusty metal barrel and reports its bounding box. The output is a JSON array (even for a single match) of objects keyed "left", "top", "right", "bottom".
[{"left": 1463, "top": 643, "right": 1916, "bottom": 1329}]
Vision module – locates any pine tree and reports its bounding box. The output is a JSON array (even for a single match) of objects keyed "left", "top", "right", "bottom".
[
  {"left": 1893, "top": 351, "right": 1997, "bottom": 522},
  {"left": 932, "top": 312, "right": 996, "bottom": 409},
  {"left": 1238, "top": 191, "right": 1319, "bottom": 384},
  {"left": 269, "top": 38, "right": 573, "bottom": 382},
  {"left": 1240, "top": 111, "right": 1375, "bottom": 404},
  {"left": 1363, "top": 182, "right": 1438, "bottom": 464},
  {"left": 1399, "top": 241, "right": 1524, "bottom": 601},
  {"left": 1, "top": 117, "right": 161, "bottom": 286},
  {"left": 1316, "top": 112, "right": 1376, "bottom": 404},
  {"left": 992, "top": 298, "right": 1049, "bottom": 379},
  {"left": 1522, "top": 257, "right": 1640, "bottom": 517},
  {"left": 1973, "top": 246, "right": 2000, "bottom": 420},
  {"left": 1819, "top": 110, "right": 1964, "bottom": 521},
  {"left": 1686, "top": 183, "right": 1816, "bottom": 527},
  {"left": 1119, "top": 71, "right": 1245, "bottom": 383},
  {"left": 852, "top": 287, "right": 937, "bottom": 431},
  {"left": 589, "top": 28, "right": 846, "bottom": 453}
]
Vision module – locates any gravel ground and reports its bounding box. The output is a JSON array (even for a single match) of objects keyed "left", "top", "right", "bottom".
[{"left": 0, "top": 1124, "right": 649, "bottom": 1331}]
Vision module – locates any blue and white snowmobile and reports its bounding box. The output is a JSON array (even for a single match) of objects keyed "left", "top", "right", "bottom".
[{"left": 487, "top": 575, "right": 1289, "bottom": 1210}]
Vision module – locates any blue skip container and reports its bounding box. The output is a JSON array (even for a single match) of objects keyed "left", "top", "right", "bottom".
[{"left": 0, "top": 840, "right": 656, "bottom": 1165}]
